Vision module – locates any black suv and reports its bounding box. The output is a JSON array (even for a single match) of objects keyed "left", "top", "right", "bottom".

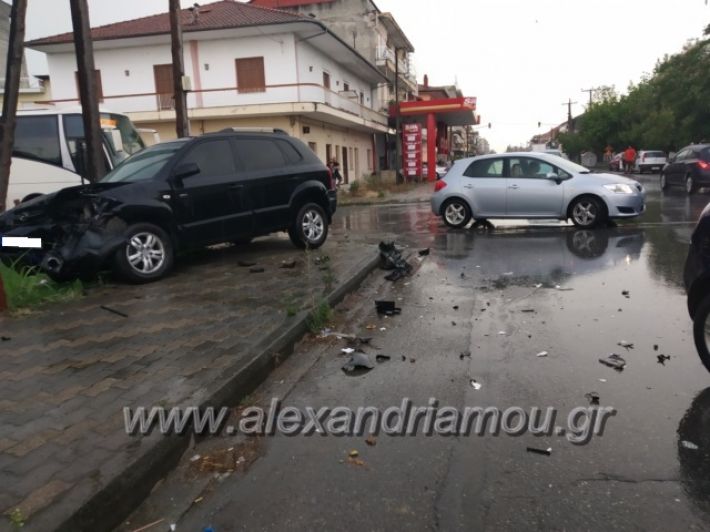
[
  {"left": 660, "top": 144, "right": 710, "bottom": 194},
  {"left": 0, "top": 129, "right": 337, "bottom": 282}
]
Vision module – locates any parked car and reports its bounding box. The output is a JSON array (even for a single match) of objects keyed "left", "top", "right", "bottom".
[
  {"left": 0, "top": 129, "right": 337, "bottom": 283},
  {"left": 684, "top": 201, "right": 710, "bottom": 371},
  {"left": 431, "top": 152, "right": 645, "bottom": 229},
  {"left": 608, "top": 152, "right": 624, "bottom": 171},
  {"left": 635, "top": 150, "right": 667, "bottom": 173},
  {"left": 661, "top": 144, "right": 710, "bottom": 194}
]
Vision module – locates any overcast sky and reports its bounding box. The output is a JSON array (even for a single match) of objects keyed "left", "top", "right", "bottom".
[{"left": 20, "top": 0, "right": 710, "bottom": 152}]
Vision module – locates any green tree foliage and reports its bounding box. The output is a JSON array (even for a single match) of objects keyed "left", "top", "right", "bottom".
[{"left": 561, "top": 30, "right": 710, "bottom": 155}]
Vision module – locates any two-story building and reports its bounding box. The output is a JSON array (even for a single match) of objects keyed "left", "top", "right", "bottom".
[
  {"left": 26, "top": 0, "right": 391, "bottom": 183},
  {"left": 249, "top": 0, "right": 416, "bottom": 169}
]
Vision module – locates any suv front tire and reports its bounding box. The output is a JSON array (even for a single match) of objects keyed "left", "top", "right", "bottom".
[
  {"left": 114, "top": 223, "right": 174, "bottom": 283},
  {"left": 289, "top": 202, "right": 328, "bottom": 249}
]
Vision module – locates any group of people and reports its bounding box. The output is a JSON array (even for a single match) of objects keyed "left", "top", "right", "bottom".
[{"left": 604, "top": 144, "right": 638, "bottom": 174}]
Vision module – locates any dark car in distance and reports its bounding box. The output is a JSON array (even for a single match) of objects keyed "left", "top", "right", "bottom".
[
  {"left": 0, "top": 129, "right": 337, "bottom": 283},
  {"left": 661, "top": 144, "right": 710, "bottom": 194}
]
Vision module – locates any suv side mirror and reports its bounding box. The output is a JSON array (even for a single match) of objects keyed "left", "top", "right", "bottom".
[{"left": 173, "top": 162, "right": 200, "bottom": 180}]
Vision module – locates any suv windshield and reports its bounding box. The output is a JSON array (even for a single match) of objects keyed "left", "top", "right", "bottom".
[{"left": 100, "top": 142, "right": 183, "bottom": 183}]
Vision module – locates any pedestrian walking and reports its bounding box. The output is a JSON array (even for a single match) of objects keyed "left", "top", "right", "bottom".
[
  {"left": 331, "top": 160, "right": 343, "bottom": 187},
  {"left": 623, "top": 145, "right": 637, "bottom": 174}
]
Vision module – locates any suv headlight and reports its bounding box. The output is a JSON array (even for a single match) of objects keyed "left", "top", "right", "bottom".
[{"left": 604, "top": 183, "right": 634, "bottom": 194}]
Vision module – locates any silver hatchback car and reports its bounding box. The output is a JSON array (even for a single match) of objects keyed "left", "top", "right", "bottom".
[{"left": 431, "top": 152, "right": 645, "bottom": 228}]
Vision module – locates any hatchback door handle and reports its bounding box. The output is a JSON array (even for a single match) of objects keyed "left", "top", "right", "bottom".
[
  {"left": 464, "top": 184, "right": 473, "bottom": 189},
  {"left": 508, "top": 184, "right": 519, "bottom": 190}
]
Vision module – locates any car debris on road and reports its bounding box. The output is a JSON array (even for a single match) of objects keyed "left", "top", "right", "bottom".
[
  {"left": 378, "top": 241, "right": 412, "bottom": 282},
  {"left": 599, "top": 353, "right": 627, "bottom": 370}
]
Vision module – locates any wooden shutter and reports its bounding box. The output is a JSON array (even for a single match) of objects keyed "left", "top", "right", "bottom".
[
  {"left": 153, "top": 64, "right": 174, "bottom": 110},
  {"left": 235, "top": 57, "right": 265, "bottom": 93}
]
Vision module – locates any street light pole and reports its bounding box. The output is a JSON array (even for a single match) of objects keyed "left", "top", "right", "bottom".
[
  {"left": 170, "top": 0, "right": 190, "bottom": 138},
  {"left": 393, "top": 46, "right": 401, "bottom": 183},
  {"left": 0, "top": 0, "right": 28, "bottom": 211},
  {"left": 70, "top": 0, "right": 106, "bottom": 182}
]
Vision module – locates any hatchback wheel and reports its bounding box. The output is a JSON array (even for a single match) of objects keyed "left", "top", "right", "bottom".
[
  {"left": 114, "top": 223, "right": 174, "bottom": 283},
  {"left": 289, "top": 202, "right": 328, "bottom": 249},
  {"left": 686, "top": 174, "right": 697, "bottom": 195},
  {"left": 660, "top": 172, "right": 667, "bottom": 191},
  {"left": 570, "top": 196, "right": 605, "bottom": 228},
  {"left": 442, "top": 198, "right": 472, "bottom": 228}
]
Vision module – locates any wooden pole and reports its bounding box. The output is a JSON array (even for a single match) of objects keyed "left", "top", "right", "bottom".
[
  {"left": 70, "top": 0, "right": 105, "bottom": 182},
  {"left": 170, "top": 0, "right": 190, "bottom": 138},
  {"left": 0, "top": 0, "right": 28, "bottom": 212}
]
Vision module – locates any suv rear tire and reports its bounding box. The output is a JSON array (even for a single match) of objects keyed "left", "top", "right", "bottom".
[
  {"left": 289, "top": 202, "right": 328, "bottom": 249},
  {"left": 114, "top": 223, "right": 174, "bottom": 283}
]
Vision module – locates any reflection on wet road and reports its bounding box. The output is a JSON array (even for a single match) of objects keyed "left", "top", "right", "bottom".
[{"left": 158, "top": 174, "right": 710, "bottom": 530}]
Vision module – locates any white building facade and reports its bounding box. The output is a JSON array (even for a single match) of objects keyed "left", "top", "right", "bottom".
[{"left": 27, "top": 1, "right": 391, "bottom": 183}]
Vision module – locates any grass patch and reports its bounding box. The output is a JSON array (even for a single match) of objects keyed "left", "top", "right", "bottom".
[
  {"left": 306, "top": 298, "right": 333, "bottom": 334},
  {"left": 0, "top": 260, "right": 83, "bottom": 312}
]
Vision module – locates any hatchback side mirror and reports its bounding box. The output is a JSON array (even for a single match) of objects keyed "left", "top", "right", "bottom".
[
  {"left": 173, "top": 162, "right": 200, "bottom": 180},
  {"left": 547, "top": 172, "right": 564, "bottom": 185}
]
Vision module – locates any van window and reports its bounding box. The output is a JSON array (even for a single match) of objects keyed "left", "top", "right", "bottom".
[{"left": 13, "top": 115, "right": 61, "bottom": 166}]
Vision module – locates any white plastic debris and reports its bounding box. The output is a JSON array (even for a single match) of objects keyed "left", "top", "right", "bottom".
[
  {"left": 380, "top": 327, "right": 387, "bottom": 332},
  {"left": 169, "top": 524, "right": 177, "bottom": 531},
  {"left": 341, "top": 348, "right": 355, "bottom": 355},
  {"left": 498, "top": 331, "right": 506, "bottom": 335},
  {"left": 190, "top": 454, "right": 201, "bottom": 462},
  {"left": 471, "top": 380, "right": 482, "bottom": 390},
  {"left": 534, "top": 283, "right": 543, "bottom": 288},
  {"left": 681, "top": 440, "right": 699, "bottom": 450},
  {"left": 503, "top": 272, "right": 514, "bottom": 276},
  {"left": 599, "top": 378, "right": 607, "bottom": 383},
  {"left": 536, "top": 351, "right": 548, "bottom": 357}
]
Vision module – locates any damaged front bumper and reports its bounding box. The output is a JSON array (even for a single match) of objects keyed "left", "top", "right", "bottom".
[{"left": 0, "top": 193, "right": 127, "bottom": 281}]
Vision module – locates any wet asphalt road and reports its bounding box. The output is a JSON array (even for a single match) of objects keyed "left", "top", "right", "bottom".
[{"left": 122, "top": 173, "right": 710, "bottom": 531}]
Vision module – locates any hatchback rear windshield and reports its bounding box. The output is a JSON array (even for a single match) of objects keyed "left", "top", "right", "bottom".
[
  {"left": 645, "top": 151, "right": 665, "bottom": 158},
  {"left": 100, "top": 142, "right": 184, "bottom": 183}
]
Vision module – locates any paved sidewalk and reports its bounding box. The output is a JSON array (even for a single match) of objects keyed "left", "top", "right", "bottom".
[{"left": 0, "top": 227, "right": 384, "bottom": 531}]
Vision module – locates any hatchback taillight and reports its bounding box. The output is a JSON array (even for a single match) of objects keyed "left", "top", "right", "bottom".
[
  {"left": 698, "top": 160, "right": 710, "bottom": 171},
  {"left": 434, "top": 180, "right": 447, "bottom": 192}
]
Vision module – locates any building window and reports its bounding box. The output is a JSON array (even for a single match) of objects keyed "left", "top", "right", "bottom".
[
  {"left": 153, "top": 64, "right": 174, "bottom": 110},
  {"left": 323, "top": 71, "right": 330, "bottom": 90},
  {"left": 326, "top": 144, "right": 332, "bottom": 162},
  {"left": 74, "top": 69, "right": 104, "bottom": 102},
  {"left": 235, "top": 57, "right": 266, "bottom": 93},
  {"left": 308, "top": 142, "right": 317, "bottom": 155},
  {"left": 348, "top": 147, "right": 354, "bottom": 170},
  {"left": 343, "top": 82, "right": 349, "bottom": 92},
  {"left": 360, "top": 91, "right": 364, "bottom": 105}
]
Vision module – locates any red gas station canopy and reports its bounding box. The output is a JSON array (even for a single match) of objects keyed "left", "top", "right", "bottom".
[{"left": 391, "top": 97, "right": 477, "bottom": 127}]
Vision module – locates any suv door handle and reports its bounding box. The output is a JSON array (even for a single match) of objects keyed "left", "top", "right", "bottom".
[{"left": 178, "top": 193, "right": 189, "bottom": 199}]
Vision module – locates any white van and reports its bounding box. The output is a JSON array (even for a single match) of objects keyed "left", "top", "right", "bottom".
[{"left": 3, "top": 105, "right": 147, "bottom": 211}]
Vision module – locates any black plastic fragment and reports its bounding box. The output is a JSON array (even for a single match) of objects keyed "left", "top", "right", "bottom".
[{"left": 100, "top": 305, "right": 128, "bottom": 318}]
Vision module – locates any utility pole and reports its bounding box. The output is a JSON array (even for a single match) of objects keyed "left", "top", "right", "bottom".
[
  {"left": 170, "top": 0, "right": 190, "bottom": 138},
  {"left": 562, "top": 98, "right": 578, "bottom": 133},
  {"left": 393, "top": 46, "right": 401, "bottom": 183},
  {"left": 581, "top": 87, "right": 597, "bottom": 108},
  {"left": 70, "top": 0, "right": 105, "bottom": 182},
  {"left": 0, "top": 0, "right": 28, "bottom": 211}
]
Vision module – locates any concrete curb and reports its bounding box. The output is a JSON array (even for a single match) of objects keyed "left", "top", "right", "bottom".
[{"left": 56, "top": 251, "right": 381, "bottom": 532}]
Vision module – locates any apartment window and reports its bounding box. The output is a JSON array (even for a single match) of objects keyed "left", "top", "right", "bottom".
[
  {"left": 235, "top": 57, "right": 266, "bottom": 93},
  {"left": 343, "top": 82, "right": 349, "bottom": 92},
  {"left": 308, "top": 142, "right": 317, "bottom": 154},
  {"left": 323, "top": 71, "right": 331, "bottom": 90},
  {"left": 153, "top": 64, "right": 174, "bottom": 110},
  {"left": 360, "top": 91, "right": 364, "bottom": 105},
  {"left": 348, "top": 147, "right": 354, "bottom": 170},
  {"left": 367, "top": 149, "right": 373, "bottom": 170},
  {"left": 326, "top": 143, "right": 332, "bottom": 162},
  {"left": 74, "top": 69, "right": 104, "bottom": 102}
]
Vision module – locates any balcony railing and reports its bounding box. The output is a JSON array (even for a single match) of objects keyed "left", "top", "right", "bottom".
[
  {"left": 39, "top": 83, "right": 388, "bottom": 128},
  {"left": 375, "top": 46, "right": 416, "bottom": 84}
]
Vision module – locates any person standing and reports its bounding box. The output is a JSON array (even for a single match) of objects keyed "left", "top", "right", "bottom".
[
  {"left": 331, "top": 160, "right": 343, "bottom": 187},
  {"left": 623, "top": 145, "right": 637, "bottom": 174}
]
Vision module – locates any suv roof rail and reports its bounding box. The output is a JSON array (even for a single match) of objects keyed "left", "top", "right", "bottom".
[{"left": 217, "top": 127, "right": 288, "bottom": 135}]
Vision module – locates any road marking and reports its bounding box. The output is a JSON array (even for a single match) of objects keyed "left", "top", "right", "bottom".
[{"left": 1, "top": 236, "right": 42, "bottom": 249}]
